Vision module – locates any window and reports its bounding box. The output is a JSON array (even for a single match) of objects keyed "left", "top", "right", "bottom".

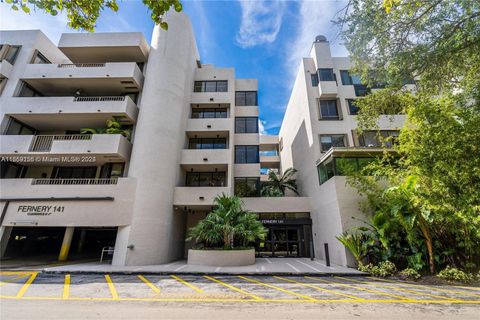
[
  {"left": 100, "top": 163, "right": 125, "bottom": 178},
  {"left": 311, "top": 73, "right": 319, "bottom": 86},
  {"left": 354, "top": 84, "right": 370, "bottom": 97},
  {"left": 0, "top": 77, "right": 6, "bottom": 95},
  {"left": 317, "top": 157, "right": 376, "bottom": 185},
  {"left": 358, "top": 130, "right": 400, "bottom": 147},
  {"left": 0, "top": 45, "right": 21, "bottom": 64},
  {"left": 191, "top": 108, "right": 227, "bottom": 118},
  {"left": 319, "top": 100, "right": 340, "bottom": 120},
  {"left": 235, "top": 91, "right": 257, "bottom": 106},
  {"left": 53, "top": 166, "right": 97, "bottom": 179},
  {"left": 234, "top": 177, "right": 260, "bottom": 197},
  {"left": 235, "top": 117, "right": 258, "bottom": 133},
  {"left": 193, "top": 81, "right": 228, "bottom": 92},
  {"left": 318, "top": 68, "right": 335, "bottom": 81},
  {"left": 235, "top": 145, "right": 259, "bottom": 163},
  {"left": 1, "top": 162, "right": 25, "bottom": 178},
  {"left": 17, "top": 81, "right": 42, "bottom": 97},
  {"left": 340, "top": 70, "right": 362, "bottom": 85},
  {"left": 185, "top": 172, "right": 226, "bottom": 187},
  {"left": 188, "top": 138, "right": 227, "bottom": 149},
  {"left": 4, "top": 118, "right": 36, "bottom": 135},
  {"left": 347, "top": 99, "right": 360, "bottom": 115},
  {"left": 317, "top": 160, "right": 334, "bottom": 185},
  {"left": 31, "top": 50, "right": 51, "bottom": 64},
  {"left": 319, "top": 134, "right": 347, "bottom": 152}
]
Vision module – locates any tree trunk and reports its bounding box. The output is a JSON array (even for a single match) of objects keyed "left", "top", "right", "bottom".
[{"left": 418, "top": 217, "right": 435, "bottom": 274}]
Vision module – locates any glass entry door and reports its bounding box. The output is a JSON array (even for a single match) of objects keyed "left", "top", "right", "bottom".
[{"left": 257, "top": 227, "right": 302, "bottom": 257}]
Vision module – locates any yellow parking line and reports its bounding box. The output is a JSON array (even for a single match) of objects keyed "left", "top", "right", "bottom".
[
  {"left": 0, "top": 274, "right": 30, "bottom": 286},
  {"left": 0, "top": 271, "right": 30, "bottom": 276},
  {"left": 170, "top": 275, "right": 203, "bottom": 293},
  {"left": 274, "top": 276, "right": 363, "bottom": 301},
  {"left": 204, "top": 275, "right": 264, "bottom": 300},
  {"left": 238, "top": 276, "right": 317, "bottom": 301},
  {"left": 366, "top": 277, "right": 480, "bottom": 298},
  {"left": 62, "top": 274, "right": 70, "bottom": 299},
  {"left": 105, "top": 275, "right": 119, "bottom": 300},
  {"left": 352, "top": 277, "right": 460, "bottom": 301},
  {"left": 307, "top": 276, "right": 413, "bottom": 301},
  {"left": 15, "top": 272, "right": 38, "bottom": 298},
  {"left": 138, "top": 275, "right": 160, "bottom": 294}
]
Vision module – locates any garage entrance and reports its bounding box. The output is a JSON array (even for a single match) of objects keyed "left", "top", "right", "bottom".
[{"left": 1, "top": 226, "right": 118, "bottom": 263}]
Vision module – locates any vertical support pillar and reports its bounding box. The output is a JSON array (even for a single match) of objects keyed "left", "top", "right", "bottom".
[
  {"left": 58, "top": 227, "right": 74, "bottom": 261},
  {"left": 0, "top": 226, "right": 13, "bottom": 258},
  {"left": 76, "top": 229, "right": 87, "bottom": 253}
]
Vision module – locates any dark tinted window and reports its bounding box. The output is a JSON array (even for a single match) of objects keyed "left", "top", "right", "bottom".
[
  {"left": 188, "top": 138, "right": 226, "bottom": 149},
  {"left": 235, "top": 117, "right": 258, "bottom": 133},
  {"left": 191, "top": 108, "right": 227, "bottom": 118},
  {"left": 319, "top": 100, "right": 339, "bottom": 119},
  {"left": 235, "top": 91, "right": 257, "bottom": 106},
  {"left": 185, "top": 172, "right": 226, "bottom": 187},
  {"left": 54, "top": 166, "right": 97, "bottom": 179},
  {"left": 193, "top": 81, "right": 228, "bottom": 92},
  {"left": 235, "top": 145, "right": 259, "bottom": 163},
  {"left": 320, "top": 135, "right": 346, "bottom": 152},
  {"left": 347, "top": 99, "right": 360, "bottom": 115},
  {"left": 340, "top": 70, "right": 352, "bottom": 85},
  {"left": 318, "top": 68, "right": 335, "bottom": 81},
  {"left": 311, "top": 74, "right": 319, "bottom": 86},
  {"left": 234, "top": 177, "right": 260, "bottom": 197}
]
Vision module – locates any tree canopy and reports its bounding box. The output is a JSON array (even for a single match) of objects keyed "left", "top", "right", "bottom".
[{"left": 4, "top": 0, "right": 183, "bottom": 31}]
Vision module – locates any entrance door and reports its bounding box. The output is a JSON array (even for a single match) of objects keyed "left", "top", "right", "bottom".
[{"left": 257, "top": 226, "right": 302, "bottom": 257}]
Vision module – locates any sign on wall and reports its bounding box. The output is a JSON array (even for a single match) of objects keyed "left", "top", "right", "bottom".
[{"left": 16, "top": 205, "right": 65, "bottom": 216}]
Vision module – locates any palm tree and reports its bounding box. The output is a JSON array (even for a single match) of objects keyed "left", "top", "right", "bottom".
[
  {"left": 261, "top": 167, "right": 299, "bottom": 196},
  {"left": 187, "top": 194, "right": 267, "bottom": 248}
]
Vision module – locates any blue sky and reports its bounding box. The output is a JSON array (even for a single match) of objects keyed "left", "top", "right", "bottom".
[{"left": 0, "top": 0, "right": 349, "bottom": 135}]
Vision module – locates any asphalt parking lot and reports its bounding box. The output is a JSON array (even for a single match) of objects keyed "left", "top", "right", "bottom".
[{"left": 1, "top": 271, "right": 479, "bottom": 319}]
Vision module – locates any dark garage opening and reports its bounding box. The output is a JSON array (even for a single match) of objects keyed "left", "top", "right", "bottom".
[{"left": 2, "top": 226, "right": 118, "bottom": 264}]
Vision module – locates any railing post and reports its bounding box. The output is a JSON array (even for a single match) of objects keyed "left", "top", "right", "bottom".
[{"left": 324, "top": 243, "right": 330, "bottom": 266}]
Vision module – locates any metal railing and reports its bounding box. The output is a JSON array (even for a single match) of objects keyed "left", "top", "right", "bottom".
[
  {"left": 73, "top": 96, "right": 126, "bottom": 102},
  {"left": 57, "top": 63, "right": 106, "bottom": 68},
  {"left": 32, "top": 177, "right": 118, "bottom": 185},
  {"left": 29, "top": 134, "right": 92, "bottom": 152}
]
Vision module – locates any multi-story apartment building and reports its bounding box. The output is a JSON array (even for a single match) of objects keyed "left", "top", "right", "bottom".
[
  {"left": 279, "top": 35, "right": 413, "bottom": 266},
  {"left": 0, "top": 13, "right": 312, "bottom": 266}
]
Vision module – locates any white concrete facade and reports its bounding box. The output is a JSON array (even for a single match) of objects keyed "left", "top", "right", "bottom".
[
  {"left": 279, "top": 36, "right": 410, "bottom": 267},
  {"left": 1, "top": 13, "right": 311, "bottom": 266}
]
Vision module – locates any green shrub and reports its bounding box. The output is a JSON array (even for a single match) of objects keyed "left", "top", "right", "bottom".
[
  {"left": 437, "top": 267, "right": 473, "bottom": 284},
  {"left": 358, "top": 261, "right": 397, "bottom": 277},
  {"left": 399, "top": 268, "right": 421, "bottom": 280}
]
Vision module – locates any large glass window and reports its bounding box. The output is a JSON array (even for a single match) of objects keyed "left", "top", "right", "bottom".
[
  {"left": 100, "top": 163, "right": 125, "bottom": 178},
  {"left": 185, "top": 172, "right": 226, "bottom": 187},
  {"left": 191, "top": 108, "right": 227, "bottom": 118},
  {"left": 53, "top": 166, "right": 97, "bottom": 179},
  {"left": 320, "top": 134, "right": 347, "bottom": 152},
  {"left": 31, "top": 50, "right": 51, "bottom": 64},
  {"left": 319, "top": 100, "right": 340, "bottom": 120},
  {"left": 235, "top": 145, "right": 259, "bottom": 163},
  {"left": 311, "top": 73, "right": 319, "bottom": 86},
  {"left": 317, "top": 157, "right": 376, "bottom": 185},
  {"left": 317, "top": 160, "right": 334, "bottom": 185},
  {"left": 318, "top": 68, "right": 335, "bottom": 81},
  {"left": 235, "top": 117, "right": 258, "bottom": 133},
  {"left": 340, "top": 70, "right": 362, "bottom": 85},
  {"left": 5, "top": 118, "right": 36, "bottom": 135},
  {"left": 1, "top": 45, "right": 21, "bottom": 64},
  {"left": 17, "top": 81, "right": 42, "bottom": 97},
  {"left": 347, "top": 99, "right": 360, "bottom": 115},
  {"left": 354, "top": 84, "right": 370, "bottom": 97},
  {"left": 188, "top": 138, "right": 227, "bottom": 149},
  {"left": 193, "top": 81, "right": 228, "bottom": 92},
  {"left": 234, "top": 177, "right": 260, "bottom": 197},
  {"left": 235, "top": 91, "right": 257, "bottom": 106},
  {"left": 359, "top": 130, "right": 399, "bottom": 147},
  {"left": 1, "top": 162, "right": 25, "bottom": 178}
]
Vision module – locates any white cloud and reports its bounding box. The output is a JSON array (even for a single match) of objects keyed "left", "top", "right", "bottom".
[
  {"left": 286, "top": 0, "right": 349, "bottom": 80},
  {"left": 236, "top": 0, "right": 286, "bottom": 48},
  {"left": 258, "top": 119, "right": 267, "bottom": 134},
  {"left": 0, "top": 4, "right": 71, "bottom": 44}
]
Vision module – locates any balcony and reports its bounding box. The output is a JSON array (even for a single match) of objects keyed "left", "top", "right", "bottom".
[
  {"left": 173, "top": 186, "right": 231, "bottom": 206},
  {"left": 0, "top": 134, "right": 131, "bottom": 165},
  {"left": 260, "top": 155, "right": 280, "bottom": 168},
  {"left": 58, "top": 32, "right": 149, "bottom": 63},
  {"left": 21, "top": 62, "right": 144, "bottom": 96},
  {"left": 0, "top": 178, "right": 136, "bottom": 227},
  {"left": 318, "top": 81, "right": 338, "bottom": 97},
  {"left": 0, "top": 59, "right": 13, "bottom": 78},
  {"left": 180, "top": 149, "right": 230, "bottom": 166},
  {"left": 4, "top": 96, "right": 138, "bottom": 130},
  {"left": 186, "top": 118, "right": 232, "bottom": 133}
]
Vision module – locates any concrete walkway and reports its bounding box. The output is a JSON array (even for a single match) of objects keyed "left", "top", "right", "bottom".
[{"left": 43, "top": 258, "right": 365, "bottom": 275}]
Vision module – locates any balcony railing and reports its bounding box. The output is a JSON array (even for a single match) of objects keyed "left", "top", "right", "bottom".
[
  {"left": 32, "top": 177, "right": 118, "bottom": 185},
  {"left": 57, "top": 63, "right": 106, "bottom": 68},
  {"left": 29, "top": 134, "right": 92, "bottom": 152},
  {"left": 73, "top": 96, "right": 125, "bottom": 102}
]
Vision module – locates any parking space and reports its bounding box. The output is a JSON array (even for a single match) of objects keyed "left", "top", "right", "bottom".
[{"left": 1, "top": 271, "right": 480, "bottom": 304}]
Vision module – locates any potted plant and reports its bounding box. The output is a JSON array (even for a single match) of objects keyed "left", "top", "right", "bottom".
[
  {"left": 186, "top": 194, "right": 267, "bottom": 266},
  {"left": 80, "top": 117, "right": 132, "bottom": 140}
]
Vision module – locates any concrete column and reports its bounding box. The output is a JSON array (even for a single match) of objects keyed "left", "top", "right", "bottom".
[
  {"left": 0, "top": 226, "right": 13, "bottom": 258},
  {"left": 58, "top": 227, "right": 74, "bottom": 261},
  {"left": 113, "top": 12, "right": 198, "bottom": 266},
  {"left": 76, "top": 229, "right": 87, "bottom": 253}
]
